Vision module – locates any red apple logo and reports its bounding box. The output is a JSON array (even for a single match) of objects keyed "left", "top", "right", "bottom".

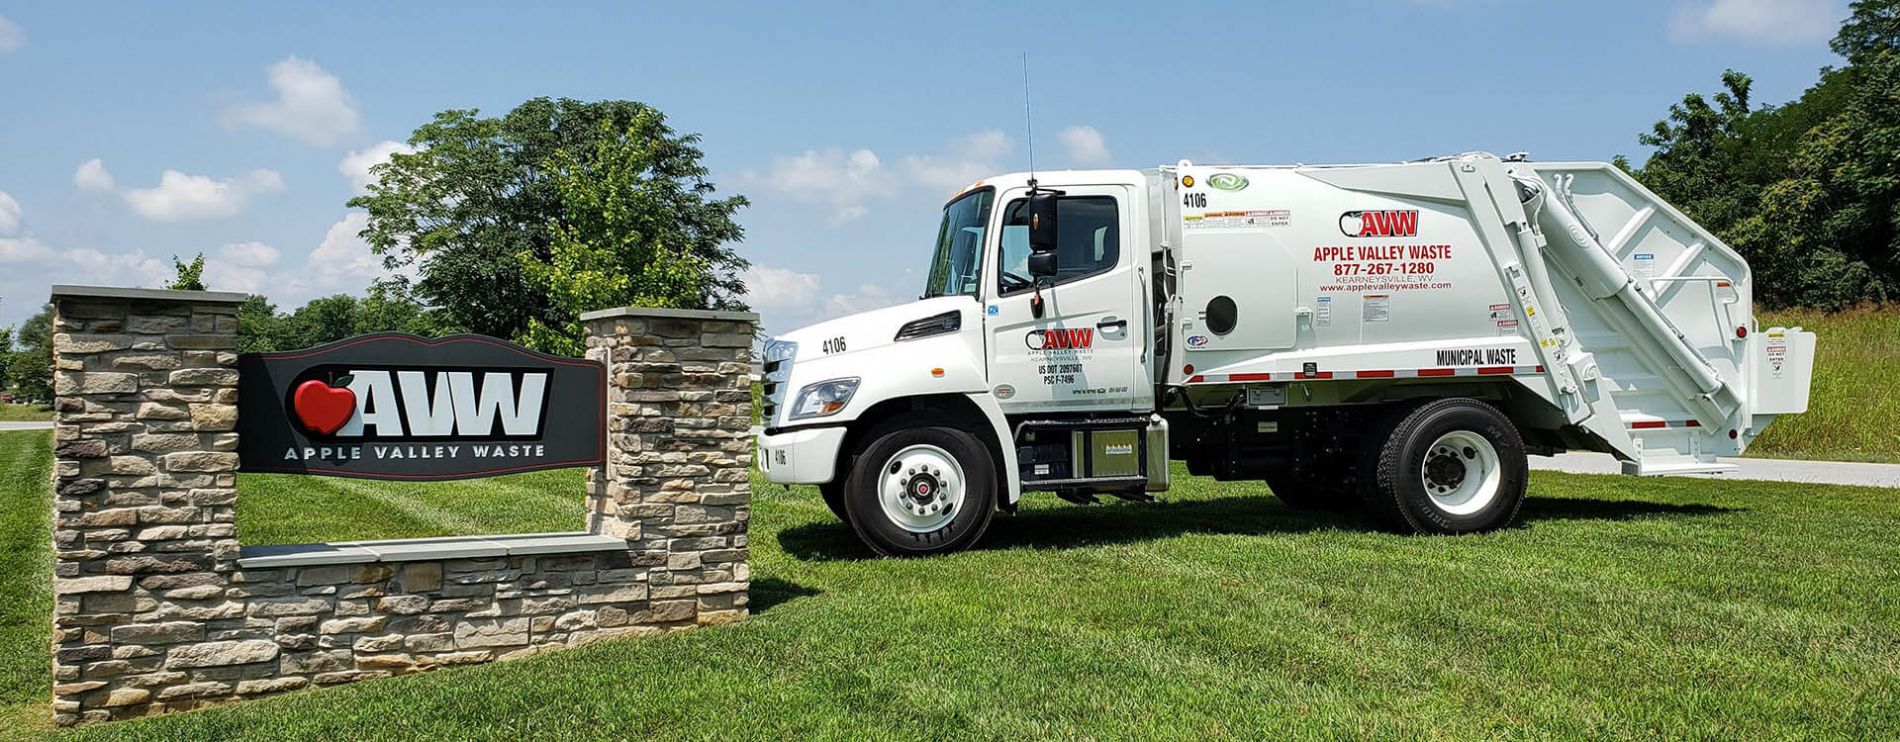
[{"left": 292, "top": 378, "right": 357, "bottom": 436}]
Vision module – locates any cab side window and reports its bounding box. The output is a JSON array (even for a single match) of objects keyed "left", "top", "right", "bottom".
[{"left": 996, "top": 196, "right": 1119, "bottom": 295}]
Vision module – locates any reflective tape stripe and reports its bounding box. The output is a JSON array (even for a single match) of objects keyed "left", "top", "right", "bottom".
[
  {"left": 1628, "top": 419, "right": 1700, "bottom": 429},
  {"left": 1185, "top": 365, "right": 1547, "bottom": 384}
]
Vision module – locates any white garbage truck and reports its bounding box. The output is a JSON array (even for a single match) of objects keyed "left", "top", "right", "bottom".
[{"left": 755, "top": 151, "right": 1817, "bottom": 556}]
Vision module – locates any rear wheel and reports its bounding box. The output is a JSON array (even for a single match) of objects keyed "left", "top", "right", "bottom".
[
  {"left": 1362, "top": 398, "right": 1526, "bottom": 534},
  {"left": 842, "top": 425, "right": 997, "bottom": 557}
]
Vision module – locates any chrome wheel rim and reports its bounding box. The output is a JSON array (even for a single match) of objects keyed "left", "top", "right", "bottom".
[
  {"left": 1420, "top": 431, "right": 1501, "bottom": 516},
  {"left": 878, "top": 444, "right": 964, "bottom": 533}
]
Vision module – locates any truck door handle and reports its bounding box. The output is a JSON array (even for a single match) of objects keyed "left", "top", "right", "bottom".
[{"left": 1098, "top": 318, "right": 1128, "bottom": 330}]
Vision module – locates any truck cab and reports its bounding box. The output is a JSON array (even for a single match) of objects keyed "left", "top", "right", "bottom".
[{"left": 757, "top": 170, "right": 1165, "bottom": 555}]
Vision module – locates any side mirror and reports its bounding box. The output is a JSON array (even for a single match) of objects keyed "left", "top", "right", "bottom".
[
  {"left": 1027, "top": 192, "right": 1059, "bottom": 277},
  {"left": 1027, "top": 250, "right": 1058, "bottom": 277}
]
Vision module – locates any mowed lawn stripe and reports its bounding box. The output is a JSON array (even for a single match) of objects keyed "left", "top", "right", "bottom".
[
  {"left": 237, "top": 469, "right": 584, "bottom": 545},
  {"left": 0, "top": 441, "right": 1893, "bottom": 737},
  {"left": 0, "top": 431, "right": 53, "bottom": 736}
]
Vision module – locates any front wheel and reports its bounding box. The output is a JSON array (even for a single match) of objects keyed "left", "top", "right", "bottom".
[
  {"left": 1363, "top": 399, "right": 1527, "bottom": 534},
  {"left": 843, "top": 425, "right": 997, "bottom": 557},
  {"left": 818, "top": 481, "right": 849, "bottom": 522}
]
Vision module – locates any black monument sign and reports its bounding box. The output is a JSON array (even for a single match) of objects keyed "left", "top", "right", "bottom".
[{"left": 236, "top": 333, "right": 606, "bottom": 480}]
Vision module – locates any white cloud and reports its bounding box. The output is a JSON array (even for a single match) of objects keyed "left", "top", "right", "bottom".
[
  {"left": 222, "top": 56, "right": 361, "bottom": 146},
  {"left": 303, "top": 212, "right": 390, "bottom": 292},
  {"left": 338, "top": 140, "right": 416, "bottom": 194},
  {"left": 901, "top": 130, "right": 1013, "bottom": 190},
  {"left": 751, "top": 147, "right": 894, "bottom": 225},
  {"left": 74, "top": 159, "right": 115, "bottom": 192},
  {"left": 1058, "top": 125, "right": 1112, "bottom": 167},
  {"left": 822, "top": 283, "right": 900, "bottom": 319},
  {"left": 0, "top": 15, "right": 23, "bottom": 54},
  {"left": 1670, "top": 0, "right": 1839, "bottom": 45},
  {"left": 738, "top": 262, "right": 909, "bottom": 333},
  {"left": 746, "top": 131, "right": 1014, "bottom": 225},
  {"left": 0, "top": 192, "right": 19, "bottom": 235},
  {"left": 197, "top": 242, "right": 282, "bottom": 294},
  {"left": 220, "top": 241, "right": 281, "bottom": 268},
  {"left": 122, "top": 169, "right": 286, "bottom": 222},
  {"left": 0, "top": 235, "right": 172, "bottom": 325},
  {"left": 743, "top": 265, "right": 823, "bottom": 308},
  {"left": 0, "top": 235, "right": 55, "bottom": 264}
]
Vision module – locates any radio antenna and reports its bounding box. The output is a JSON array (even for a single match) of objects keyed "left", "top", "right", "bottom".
[{"left": 1022, "top": 52, "right": 1038, "bottom": 192}]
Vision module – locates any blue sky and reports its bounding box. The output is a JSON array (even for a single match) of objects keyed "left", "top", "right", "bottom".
[{"left": 0, "top": 0, "right": 1852, "bottom": 334}]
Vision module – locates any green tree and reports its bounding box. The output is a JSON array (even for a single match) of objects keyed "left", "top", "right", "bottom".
[
  {"left": 1833, "top": 0, "right": 1900, "bottom": 64},
  {"left": 357, "top": 282, "right": 461, "bottom": 339},
  {"left": 1629, "top": 1, "right": 1900, "bottom": 308},
  {"left": 7, "top": 305, "right": 53, "bottom": 403},
  {"left": 517, "top": 118, "right": 746, "bottom": 355},
  {"left": 1632, "top": 71, "right": 1763, "bottom": 238},
  {"left": 168, "top": 253, "right": 207, "bottom": 291},
  {"left": 260, "top": 285, "right": 461, "bottom": 352},
  {"left": 1747, "top": 52, "right": 1900, "bottom": 307},
  {"left": 0, "top": 324, "right": 13, "bottom": 391},
  {"left": 350, "top": 97, "right": 749, "bottom": 345},
  {"left": 236, "top": 295, "right": 282, "bottom": 354}
]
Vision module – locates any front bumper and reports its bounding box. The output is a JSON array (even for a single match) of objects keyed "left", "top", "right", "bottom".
[{"left": 755, "top": 425, "right": 848, "bottom": 485}]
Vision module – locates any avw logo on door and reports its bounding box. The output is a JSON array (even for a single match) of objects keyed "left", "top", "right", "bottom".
[
  {"left": 1339, "top": 209, "right": 1420, "bottom": 238},
  {"left": 292, "top": 369, "right": 550, "bottom": 439},
  {"left": 1025, "top": 328, "right": 1094, "bottom": 351}
]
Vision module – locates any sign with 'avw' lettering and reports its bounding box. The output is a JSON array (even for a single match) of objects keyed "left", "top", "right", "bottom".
[{"left": 236, "top": 333, "right": 605, "bottom": 480}]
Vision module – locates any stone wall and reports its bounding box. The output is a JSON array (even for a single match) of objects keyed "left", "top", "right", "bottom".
[
  {"left": 48, "top": 286, "right": 756, "bottom": 726},
  {"left": 580, "top": 306, "right": 758, "bottom": 626}
]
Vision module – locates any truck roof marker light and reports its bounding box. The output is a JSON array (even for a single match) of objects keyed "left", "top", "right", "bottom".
[
  {"left": 1736, "top": 326, "right": 1748, "bottom": 339},
  {"left": 1181, "top": 175, "right": 1195, "bottom": 187},
  {"left": 931, "top": 368, "right": 945, "bottom": 378}
]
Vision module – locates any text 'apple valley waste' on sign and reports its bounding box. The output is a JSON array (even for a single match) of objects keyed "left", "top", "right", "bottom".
[{"left": 234, "top": 333, "right": 606, "bottom": 480}]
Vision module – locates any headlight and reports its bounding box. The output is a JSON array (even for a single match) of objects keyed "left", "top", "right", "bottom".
[
  {"left": 764, "top": 339, "right": 798, "bottom": 363},
  {"left": 789, "top": 378, "right": 859, "bottom": 420}
]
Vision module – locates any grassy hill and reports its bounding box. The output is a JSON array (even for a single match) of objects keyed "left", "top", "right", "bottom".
[
  {"left": 2, "top": 429, "right": 1896, "bottom": 739},
  {"left": 1748, "top": 307, "right": 1900, "bottom": 463}
]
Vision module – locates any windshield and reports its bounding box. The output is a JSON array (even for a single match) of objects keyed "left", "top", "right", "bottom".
[{"left": 922, "top": 189, "right": 994, "bottom": 298}]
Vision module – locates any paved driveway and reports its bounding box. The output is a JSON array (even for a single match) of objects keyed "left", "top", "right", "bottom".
[{"left": 1532, "top": 452, "right": 1900, "bottom": 488}]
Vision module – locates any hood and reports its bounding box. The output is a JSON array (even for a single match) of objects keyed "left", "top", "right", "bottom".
[{"left": 772, "top": 296, "right": 976, "bottom": 362}]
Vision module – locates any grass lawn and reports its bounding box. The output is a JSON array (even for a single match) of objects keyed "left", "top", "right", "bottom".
[
  {"left": 0, "top": 404, "right": 53, "bottom": 423},
  {"left": 2, "top": 428, "right": 1897, "bottom": 739},
  {"left": 1751, "top": 306, "right": 1900, "bottom": 463}
]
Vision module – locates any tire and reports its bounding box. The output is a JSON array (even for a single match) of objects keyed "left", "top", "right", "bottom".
[
  {"left": 842, "top": 425, "right": 997, "bottom": 557},
  {"left": 1362, "top": 398, "right": 1527, "bottom": 534},
  {"left": 818, "top": 481, "right": 849, "bottom": 522}
]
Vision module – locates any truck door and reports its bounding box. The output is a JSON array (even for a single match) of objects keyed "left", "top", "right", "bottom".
[{"left": 985, "top": 185, "right": 1143, "bottom": 413}]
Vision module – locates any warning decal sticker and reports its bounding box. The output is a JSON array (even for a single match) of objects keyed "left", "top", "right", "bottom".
[{"left": 1185, "top": 209, "right": 1291, "bottom": 230}]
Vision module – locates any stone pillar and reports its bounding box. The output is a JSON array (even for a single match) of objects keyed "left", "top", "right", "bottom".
[
  {"left": 580, "top": 306, "right": 756, "bottom": 626},
  {"left": 48, "top": 285, "right": 246, "bottom": 726}
]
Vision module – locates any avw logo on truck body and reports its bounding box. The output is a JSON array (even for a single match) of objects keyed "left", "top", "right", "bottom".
[
  {"left": 1340, "top": 210, "right": 1420, "bottom": 238},
  {"left": 299, "top": 369, "right": 551, "bottom": 439}
]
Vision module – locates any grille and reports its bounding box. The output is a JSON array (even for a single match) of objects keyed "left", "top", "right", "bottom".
[{"left": 762, "top": 357, "right": 789, "bottom": 425}]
